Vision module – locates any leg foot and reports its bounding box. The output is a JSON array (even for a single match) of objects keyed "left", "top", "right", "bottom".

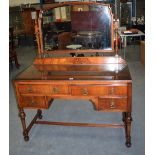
[
  {"left": 125, "top": 141, "right": 131, "bottom": 147},
  {"left": 24, "top": 135, "right": 29, "bottom": 141},
  {"left": 37, "top": 109, "right": 43, "bottom": 119},
  {"left": 23, "top": 130, "right": 29, "bottom": 141}
]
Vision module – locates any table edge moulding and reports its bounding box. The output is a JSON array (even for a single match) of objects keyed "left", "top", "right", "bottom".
[{"left": 13, "top": 2, "right": 133, "bottom": 147}]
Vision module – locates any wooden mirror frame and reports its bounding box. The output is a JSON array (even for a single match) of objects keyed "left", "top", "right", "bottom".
[{"left": 34, "top": 2, "right": 118, "bottom": 58}]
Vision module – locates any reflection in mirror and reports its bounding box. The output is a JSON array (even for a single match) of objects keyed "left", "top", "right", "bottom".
[{"left": 42, "top": 4, "right": 113, "bottom": 52}]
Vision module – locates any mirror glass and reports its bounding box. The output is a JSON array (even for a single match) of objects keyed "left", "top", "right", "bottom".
[{"left": 42, "top": 4, "right": 113, "bottom": 52}]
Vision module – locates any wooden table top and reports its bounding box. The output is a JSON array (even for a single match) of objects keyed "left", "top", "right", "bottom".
[{"left": 15, "top": 63, "right": 131, "bottom": 82}]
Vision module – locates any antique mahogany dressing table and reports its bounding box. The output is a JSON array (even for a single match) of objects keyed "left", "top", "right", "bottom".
[{"left": 13, "top": 2, "right": 132, "bottom": 147}]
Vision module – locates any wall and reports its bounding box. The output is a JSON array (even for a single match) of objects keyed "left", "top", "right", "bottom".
[{"left": 9, "top": 0, "right": 39, "bottom": 6}]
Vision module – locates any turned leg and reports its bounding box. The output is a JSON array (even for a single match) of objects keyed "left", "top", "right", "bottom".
[
  {"left": 37, "top": 109, "right": 43, "bottom": 119},
  {"left": 122, "top": 112, "right": 128, "bottom": 144},
  {"left": 125, "top": 112, "right": 132, "bottom": 147},
  {"left": 122, "top": 112, "right": 126, "bottom": 123},
  {"left": 19, "top": 108, "right": 29, "bottom": 141}
]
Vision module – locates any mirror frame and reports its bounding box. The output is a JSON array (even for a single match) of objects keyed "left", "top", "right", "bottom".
[{"left": 34, "top": 2, "right": 116, "bottom": 58}]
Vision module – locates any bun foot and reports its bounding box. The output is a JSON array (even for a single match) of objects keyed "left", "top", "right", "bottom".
[
  {"left": 38, "top": 114, "right": 43, "bottom": 119},
  {"left": 125, "top": 142, "right": 131, "bottom": 147},
  {"left": 24, "top": 135, "right": 29, "bottom": 141}
]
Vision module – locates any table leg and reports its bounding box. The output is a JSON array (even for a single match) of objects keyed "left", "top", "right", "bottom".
[
  {"left": 122, "top": 112, "right": 126, "bottom": 123},
  {"left": 70, "top": 53, "right": 76, "bottom": 57},
  {"left": 37, "top": 109, "right": 43, "bottom": 119},
  {"left": 140, "top": 36, "right": 142, "bottom": 42},
  {"left": 125, "top": 112, "right": 132, "bottom": 147},
  {"left": 19, "top": 108, "right": 29, "bottom": 141},
  {"left": 14, "top": 54, "right": 20, "bottom": 69},
  {"left": 121, "top": 36, "right": 126, "bottom": 59},
  {"left": 124, "top": 36, "right": 127, "bottom": 47},
  {"left": 123, "top": 47, "right": 126, "bottom": 59}
]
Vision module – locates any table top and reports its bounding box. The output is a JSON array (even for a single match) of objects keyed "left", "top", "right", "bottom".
[
  {"left": 118, "top": 29, "right": 145, "bottom": 37},
  {"left": 15, "top": 63, "right": 131, "bottom": 81},
  {"left": 66, "top": 44, "right": 82, "bottom": 50},
  {"left": 77, "top": 31, "right": 102, "bottom": 36}
]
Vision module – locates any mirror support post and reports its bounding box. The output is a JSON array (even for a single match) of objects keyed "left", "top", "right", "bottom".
[
  {"left": 35, "top": 18, "right": 41, "bottom": 58},
  {"left": 114, "top": 19, "right": 119, "bottom": 56},
  {"left": 114, "top": 0, "right": 119, "bottom": 56},
  {"left": 35, "top": 11, "right": 44, "bottom": 58}
]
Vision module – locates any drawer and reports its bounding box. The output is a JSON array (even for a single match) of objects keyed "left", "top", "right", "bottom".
[
  {"left": 50, "top": 85, "right": 69, "bottom": 95},
  {"left": 71, "top": 85, "right": 127, "bottom": 96},
  {"left": 20, "top": 96, "right": 51, "bottom": 109},
  {"left": 18, "top": 84, "right": 49, "bottom": 94},
  {"left": 108, "top": 86, "right": 127, "bottom": 96},
  {"left": 98, "top": 98, "right": 127, "bottom": 112},
  {"left": 18, "top": 84, "right": 69, "bottom": 95}
]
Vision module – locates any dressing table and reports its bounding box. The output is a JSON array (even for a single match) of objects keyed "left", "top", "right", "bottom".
[{"left": 13, "top": 2, "right": 132, "bottom": 147}]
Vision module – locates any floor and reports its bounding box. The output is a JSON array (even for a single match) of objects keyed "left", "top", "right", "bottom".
[{"left": 9, "top": 44, "right": 145, "bottom": 155}]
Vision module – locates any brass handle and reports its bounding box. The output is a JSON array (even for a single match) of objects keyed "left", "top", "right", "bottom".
[
  {"left": 27, "top": 86, "right": 33, "bottom": 93},
  {"left": 31, "top": 98, "right": 35, "bottom": 105},
  {"left": 109, "top": 87, "right": 115, "bottom": 95},
  {"left": 53, "top": 87, "right": 59, "bottom": 93},
  {"left": 81, "top": 88, "right": 88, "bottom": 95},
  {"left": 110, "top": 101, "right": 116, "bottom": 109}
]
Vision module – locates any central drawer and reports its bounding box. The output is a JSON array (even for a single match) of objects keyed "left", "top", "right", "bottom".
[
  {"left": 71, "top": 85, "right": 127, "bottom": 96},
  {"left": 18, "top": 84, "right": 69, "bottom": 95}
]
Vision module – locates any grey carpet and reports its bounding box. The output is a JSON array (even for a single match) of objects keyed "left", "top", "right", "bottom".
[{"left": 9, "top": 45, "right": 145, "bottom": 155}]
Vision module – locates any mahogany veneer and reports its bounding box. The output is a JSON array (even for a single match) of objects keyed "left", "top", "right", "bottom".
[
  {"left": 13, "top": 2, "right": 132, "bottom": 148},
  {"left": 14, "top": 56, "right": 132, "bottom": 147}
]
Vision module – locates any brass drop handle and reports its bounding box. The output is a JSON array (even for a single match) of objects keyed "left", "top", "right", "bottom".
[
  {"left": 110, "top": 101, "right": 116, "bottom": 109},
  {"left": 31, "top": 98, "right": 35, "bottom": 105},
  {"left": 81, "top": 88, "right": 88, "bottom": 95},
  {"left": 27, "top": 86, "right": 33, "bottom": 93},
  {"left": 53, "top": 87, "right": 59, "bottom": 93},
  {"left": 109, "top": 87, "right": 115, "bottom": 95}
]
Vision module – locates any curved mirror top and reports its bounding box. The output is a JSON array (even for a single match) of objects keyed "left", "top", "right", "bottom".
[{"left": 37, "top": 3, "right": 114, "bottom": 54}]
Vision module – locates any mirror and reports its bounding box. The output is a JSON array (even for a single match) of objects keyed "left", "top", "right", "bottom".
[{"left": 35, "top": 2, "right": 114, "bottom": 55}]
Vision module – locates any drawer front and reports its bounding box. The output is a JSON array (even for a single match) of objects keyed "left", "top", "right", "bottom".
[
  {"left": 18, "top": 84, "right": 49, "bottom": 94},
  {"left": 71, "top": 85, "right": 127, "bottom": 96},
  {"left": 98, "top": 98, "right": 127, "bottom": 112},
  {"left": 108, "top": 86, "right": 127, "bottom": 96},
  {"left": 50, "top": 85, "right": 69, "bottom": 95},
  {"left": 18, "top": 84, "right": 69, "bottom": 95},
  {"left": 20, "top": 96, "right": 50, "bottom": 109}
]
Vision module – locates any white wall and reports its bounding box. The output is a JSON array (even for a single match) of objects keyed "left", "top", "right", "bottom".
[{"left": 9, "top": 0, "right": 40, "bottom": 6}]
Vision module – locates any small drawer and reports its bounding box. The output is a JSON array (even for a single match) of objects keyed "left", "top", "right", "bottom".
[
  {"left": 108, "top": 86, "right": 127, "bottom": 95},
  {"left": 71, "top": 85, "right": 109, "bottom": 96},
  {"left": 71, "top": 85, "right": 127, "bottom": 96},
  {"left": 18, "top": 84, "right": 49, "bottom": 94},
  {"left": 98, "top": 98, "right": 127, "bottom": 112},
  {"left": 18, "top": 84, "right": 69, "bottom": 95},
  {"left": 20, "top": 96, "right": 51, "bottom": 109}
]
